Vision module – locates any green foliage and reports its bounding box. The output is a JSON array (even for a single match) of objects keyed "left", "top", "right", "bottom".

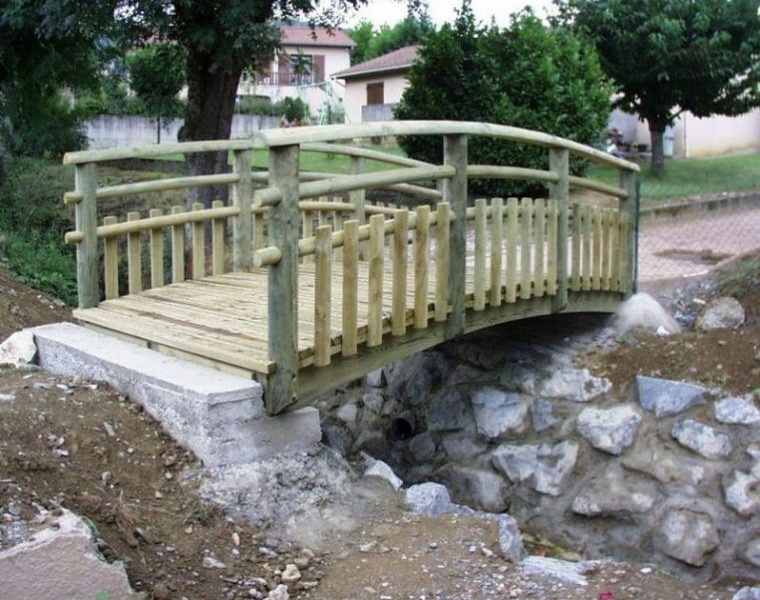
[
  {"left": 557, "top": 0, "right": 760, "bottom": 173},
  {"left": 0, "top": 159, "right": 77, "bottom": 305},
  {"left": 279, "top": 97, "right": 309, "bottom": 122},
  {"left": 237, "top": 95, "right": 274, "bottom": 115},
  {"left": 349, "top": 4, "right": 435, "bottom": 64},
  {"left": 395, "top": 2, "right": 613, "bottom": 197}
]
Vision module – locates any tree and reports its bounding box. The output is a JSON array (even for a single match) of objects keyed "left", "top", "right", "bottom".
[
  {"left": 557, "top": 0, "right": 760, "bottom": 175},
  {"left": 395, "top": 1, "right": 613, "bottom": 197},
  {"left": 349, "top": 3, "right": 435, "bottom": 64},
  {"left": 126, "top": 44, "right": 186, "bottom": 143}
]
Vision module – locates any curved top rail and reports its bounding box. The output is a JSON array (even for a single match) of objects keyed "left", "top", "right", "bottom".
[
  {"left": 256, "top": 121, "right": 640, "bottom": 173},
  {"left": 300, "top": 142, "right": 432, "bottom": 169},
  {"left": 63, "top": 138, "right": 258, "bottom": 165}
]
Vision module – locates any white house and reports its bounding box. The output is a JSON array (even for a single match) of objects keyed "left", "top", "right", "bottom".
[
  {"left": 238, "top": 24, "right": 355, "bottom": 119},
  {"left": 333, "top": 45, "right": 419, "bottom": 124}
]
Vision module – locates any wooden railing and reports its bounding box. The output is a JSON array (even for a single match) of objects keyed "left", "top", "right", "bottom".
[{"left": 63, "top": 120, "right": 639, "bottom": 414}]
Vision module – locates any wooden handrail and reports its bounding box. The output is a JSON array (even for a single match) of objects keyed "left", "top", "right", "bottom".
[
  {"left": 301, "top": 142, "right": 432, "bottom": 168},
  {"left": 466, "top": 165, "right": 559, "bottom": 183}
]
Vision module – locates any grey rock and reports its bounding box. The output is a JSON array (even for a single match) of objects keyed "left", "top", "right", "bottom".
[
  {"left": 658, "top": 508, "right": 719, "bottom": 567},
  {"left": 497, "top": 514, "right": 523, "bottom": 562},
  {"left": 696, "top": 296, "right": 745, "bottom": 331},
  {"left": 521, "top": 556, "right": 596, "bottom": 586},
  {"left": 447, "top": 364, "right": 484, "bottom": 387},
  {"left": 322, "top": 422, "right": 352, "bottom": 457},
  {"left": 437, "top": 465, "right": 509, "bottom": 512},
  {"left": 352, "top": 429, "right": 386, "bottom": 455},
  {"left": 498, "top": 363, "right": 537, "bottom": 395},
  {"left": 364, "top": 459, "right": 403, "bottom": 490},
  {"left": 733, "top": 588, "right": 760, "bottom": 600},
  {"left": 0, "top": 329, "right": 37, "bottom": 367},
  {"left": 335, "top": 402, "right": 358, "bottom": 427},
  {"left": 622, "top": 443, "right": 707, "bottom": 487},
  {"left": 471, "top": 388, "right": 529, "bottom": 439},
  {"left": 408, "top": 432, "right": 436, "bottom": 464},
  {"left": 386, "top": 352, "right": 448, "bottom": 406},
  {"left": 724, "top": 468, "right": 760, "bottom": 516},
  {"left": 636, "top": 375, "right": 705, "bottom": 417},
  {"left": 203, "top": 555, "right": 226, "bottom": 569},
  {"left": 404, "top": 482, "right": 453, "bottom": 517},
  {"left": 531, "top": 399, "right": 558, "bottom": 433},
  {"left": 361, "top": 392, "right": 385, "bottom": 414},
  {"left": 492, "top": 441, "right": 578, "bottom": 496},
  {"left": 0, "top": 392, "right": 16, "bottom": 402},
  {"left": 714, "top": 396, "right": 760, "bottom": 425},
  {"left": 365, "top": 368, "right": 385, "bottom": 388},
  {"left": 671, "top": 419, "right": 732, "bottom": 459},
  {"left": 267, "top": 584, "right": 290, "bottom": 600},
  {"left": 538, "top": 368, "right": 610, "bottom": 403},
  {"left": 441, "top": 435, "right": 487, "bottom": 462},
  {"left": 741, "top": 538, "right": 760, "bottom": 568},
  {"left": 576, "top": 405, "right": 642, "bottom": 455},
  {"left": 427, "top": 388, "right": 474, "bottom": 432},
  {"left": 572, "top": 468, "right": 656, "bottom": 517}
]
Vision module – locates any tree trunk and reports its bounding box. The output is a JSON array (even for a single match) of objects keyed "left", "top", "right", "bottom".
[
  {"left": 156, "top": 115, "right": 161, "bottom": 145},
  {"left": 648, "top": 120, "right": 666, "bottom": 177},
  {"left": 179, "top": 49, "right": 243, "bottom": 210}
]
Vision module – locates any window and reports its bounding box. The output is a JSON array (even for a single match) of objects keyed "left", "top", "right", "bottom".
[{"left": 366, "top": 82, "right": 384, "bottom": 105}]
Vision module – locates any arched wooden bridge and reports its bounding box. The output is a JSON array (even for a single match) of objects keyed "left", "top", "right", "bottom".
[{"left": 63, "top": 121, "right": 639, "bottom": 415}]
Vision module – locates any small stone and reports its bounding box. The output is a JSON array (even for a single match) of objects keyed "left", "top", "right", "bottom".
[
  {"left": 232, "top": 532, "right": 240, "bottom": 546},
  {"left": 696, "top": 296, "right": 745, "bottom": 331},
  {"left": 405, "top": 482, "right": 452, "bottom": 517},
  {"left": 576, "top": 405, "right": 642, "bottom": 455},
  {"left": 33, "top": 382, "right": 53, "bottom": 390},
  {"left": 724, "top": 469, "right": 760, "bottom": 516},
  {"left": 280, "top": 564, "right": 301, "bottom": 584},
  {"left": 0, "top": 392, "right": 15, "bottom": 402},
  {"left": 671, "top": 419, "right": 732, "bottom": 459},
  {"left": 152, "top": 582, "right": 170, "bottom": 600},
  {"left": 0, "top": 329, "right": 37, "bottom": 367},
  {"left": 364, "top": 459, "right": 403, "bottom": 490},
  {"left": 102, "top": 422, "right": 116, "bottom": 437},
  {"left": 636, "top": 375, "right": 704, "bottom": 417},
  {"left": 531, "top": 399, "right": 558, "bottom": 433},
  {"left": 714, "top": 396, "right": 760, "bottom": 425},
  {"left": 361, "top": 392, "right": 384, "bottom": 414},
  {"left": 203, "top": 555, "right": 226, "bottom": 569},
  {"left": 538, "top": 368, "right": 611, "bottom": 403},
  {"left": 335, "top": 403, "right": 358, "bottom": 426},
  {"left": 497, "top": 514, "right": 523, "bottom": 562},
  {"left": 657, "top": 508, "right": 719, "bottom": 567},
  {"left": 365, "top": 368, "right": 385, "bottom": 388},
  {"left": 293, "top": 556, "right": 310, "bottom": 569},
  {"left": 266, "top": 584, "right": 290, "bottom": 600},
  {"left": 732, "top": 587, "right": 760, "bottom": 600}
]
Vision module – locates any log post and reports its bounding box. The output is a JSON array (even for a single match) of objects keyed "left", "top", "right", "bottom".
[
  {"left": 350, "top": 155, "right": 367, "bottom": 258},
  {"left": 232, "top": 149, "right": 253, "bottom": 272},
  {"left": 74, "top": 163, "right": 99, "bottom": 308},
  {"left": 619, "top": 169, "right": 638, "bottom": 296},
  {"left": 549, "top": 148, "right": 569, "bottom": 311},
  {"left": 443, "top": 134, "right": 467, "bottom": 338},
  {"left": 266, "top": 144, "right": 300, "bottom": 415}
]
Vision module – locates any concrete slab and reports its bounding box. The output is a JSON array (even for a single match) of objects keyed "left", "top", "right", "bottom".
[
  {"left": 32, "top": 323, "right": 321, "bottom": 466},
  {"left": 0, "top": 509, "right": 144, "bottom": 600}
]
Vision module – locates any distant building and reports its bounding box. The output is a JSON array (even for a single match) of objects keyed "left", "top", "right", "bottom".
[
  {"left": 238, "top": 24, "right": 355, "bottom": 118},
  {"left": 333, "top": 45, "right": 419, "bottom": 124}
]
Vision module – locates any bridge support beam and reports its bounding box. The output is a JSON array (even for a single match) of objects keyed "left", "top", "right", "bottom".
[
  {"left": 443, "top": 134, "right": 468, "bottom": 339},
  {"left": 74, "top": 163, "right": 99, "bottom": 309},
  {"left": 619, "top": 170, "right": 638, "bottom": 297},
  {"left": 549, "top": 148, "right": 570, "bottom": 312},
  {"left": 266, "top": 144, "right": 300, "bottom": 415}
]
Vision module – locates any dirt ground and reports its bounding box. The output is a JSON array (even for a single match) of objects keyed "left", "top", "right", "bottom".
[{"left": 1, "top": 257, "right": 759, "bottom": 599}]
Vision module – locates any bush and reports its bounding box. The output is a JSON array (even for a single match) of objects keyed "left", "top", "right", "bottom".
[
  {"left": 237, "top": 95, "right": 274, "bottom": 115},
  {"left": 394, "top": 4, "right": 613, "bottom": 197}
]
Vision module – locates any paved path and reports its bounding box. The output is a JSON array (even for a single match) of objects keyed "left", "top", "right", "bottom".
[{"left": 638, "top": 206, "right": 760, "bottom": 283}]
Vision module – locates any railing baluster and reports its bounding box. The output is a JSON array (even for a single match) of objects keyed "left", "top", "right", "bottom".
[
  {"left": 392, "top": 209, "right": 408, "bottom": 336},
  {"left": 368, "top": 214, "right": 385, "bottom": 347},
  {"left": 520, "top": 197, "right": 533, "bottom": 300},
  {"left": 473, "top": 198, "right": 487, "bottom": 310},
  {"left": 546, "top": 199, "right": 558, "bottom": 296},
  {"left": 610, "top": 210, "right": 620, "bottom": 291},
  {"left": 103, "top": 216, "right": 119, "bottom": 300},
  {"left": 127, "top": 212, "right": 142, "bottom": 295},
  {"left": 549, "top": 148, "right": 569, "bottom": 309},
  {"left": 171, "top": 206, "right": 185, "bottom": 283},
  {"left": 571, "top": 203, "right": 582, "bottom": 292},
  {"left": 342, "top": 220, "right": 359, "bottom": 357},
  {"left": 192, "top": 202, "right": 205, "bottom": 280},
  {"left": 74, "top": 163, "right": 99, "bottom": 308},
  {"left": 149, "top": 208, "right": 164, "bottom": 288},
  {"left": 314, "top": 225, "right": 332, "bottom": 367},
  {"left": 602, "top": 209, "right": 612, "bottom": 291},
  {"left": 414, "top": 205, "right": 431, "bottom": 329},
  {"left": 534, "top": 198, "right": 545, "bottom": 297},
  {"left": 592, "top": 205, "right": 602, "bottom": 290},
  {"left": 490, "top": 197, "right": 504, "bottom": 307},
  {"left": 582, "top": 205, "right": 592, "bottom": 291},
  {"left": 619, "top": 212, "right": 630, "bottom": 294},
  {"left": 434, "top": 202, "right": 450, "bottom": 322},
  {"left": 505, "top": 197, "right": 519, "bottom": 303},
  {"left": 212, "top": 200, "right": 225, "bottom": 276}
]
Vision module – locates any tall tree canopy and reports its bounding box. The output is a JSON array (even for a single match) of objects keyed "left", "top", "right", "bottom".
[
  {"left": 557, "top": 0, "right": 760, "bottom": 175},
  {"left": 348, "top": 3, "right": 435, "bottom": 64},
  {"left": 395, "top": 1, "right": 612, "bottom": 197}
]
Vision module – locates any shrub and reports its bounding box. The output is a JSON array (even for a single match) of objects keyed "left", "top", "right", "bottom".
[{"left": 394, "top": 3, "right": 613, "bottom": 197}]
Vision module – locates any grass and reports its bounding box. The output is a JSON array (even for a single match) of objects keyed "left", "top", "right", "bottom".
[{"left": 587, "top": 152, "right": 760, "bottom": 203}]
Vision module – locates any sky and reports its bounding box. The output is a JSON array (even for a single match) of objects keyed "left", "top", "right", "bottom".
[{"left": 345, "top": 0, "right": 556, "bottom": 28}]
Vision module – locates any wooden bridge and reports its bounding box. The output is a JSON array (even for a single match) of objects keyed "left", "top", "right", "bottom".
[{"left": 63, "top": 121, "right": 639, "bottom": 415}]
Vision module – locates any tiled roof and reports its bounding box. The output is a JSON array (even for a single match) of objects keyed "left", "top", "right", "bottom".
[
  {"left": 281, "top": 25, "right": 355, "bottom": 48},
  {"left": 333, "top": 45, "right": 419, "bottom": 79}
]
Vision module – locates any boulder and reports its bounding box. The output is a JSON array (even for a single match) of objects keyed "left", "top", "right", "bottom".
[
  {"left": 437, "top": 465, "right": 509, "bottom": 513},
  {"left": 714, "top": 396, "right": 760, "bottom": 425},
  {"left": 733, "top": 588, "right": 760, "bottom": 600},
  {"left": 471, "top": 388, "right": 529, "bottom": 439},
  {"left": 636, "top": 375, "right": 705, "bottom": 417},
  {"left": 657, "top": 508, "right": 719, "bottom": 567},
  {"left": 671, "top": 419, "right": 732, "bottom": 459},
  {"left": 531, "top": 399, "right": 558, "bottom": 433},
  {"left": 440, "top": 435, "right": 487, "bottom": 462},
  {"left": 404, "top": 482, "right": 453, "bottom": 517},
  {"left": 491, "top": 441, "right": 578, "bottom": 496},
  {"left": 386, "top": 351, "right": 448, "bottom": 406},
  {"left": 426, "top": 387, "right": 474, "bottom": 432},
  {"left": 364, "top": 459, "right": 403, "bottom": 491},
  {"left": 724, "top": 468, "right": 760, "bottom": 516},
  {"left": 0, "top": 329, "right": 37, "bottom": 367},
  {"left": 538, "top": 368, "right": 610, "bottom": 403},
  {"left": 572, "top": 467, "right": 656, "bottom": 517},
  {"left": 576, "top": 405, "right": 642, "bottom": 455},
  {"left": 696, "top": 297, "right": 745, "bottom": 331},
  {"left": 497, "top": 514, "right": 524, "bottom": 562},
  {"left": 613, "top": 292, "right": 681, "bottom": 335}
]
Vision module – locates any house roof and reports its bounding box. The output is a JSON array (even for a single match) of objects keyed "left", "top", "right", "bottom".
[
  {"left": 333, "top": 45, "right": 419, "bottom": 80},
  {"left": 280, "top": 25, "right": 355, "bottom": 48}
]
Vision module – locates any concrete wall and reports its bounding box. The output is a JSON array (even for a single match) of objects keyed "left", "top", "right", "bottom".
[
  {"left": 610, "top": 108, "right": 760, "bottom": 158},
  {"left": 85, "top": 114, "right": 281, "bottom": 149},
  {"left": 343, "top": 72, "right": 410, "bottom": 124},
  {"left": 362, "top": 103, "right": 398, "bottom": 122}
]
